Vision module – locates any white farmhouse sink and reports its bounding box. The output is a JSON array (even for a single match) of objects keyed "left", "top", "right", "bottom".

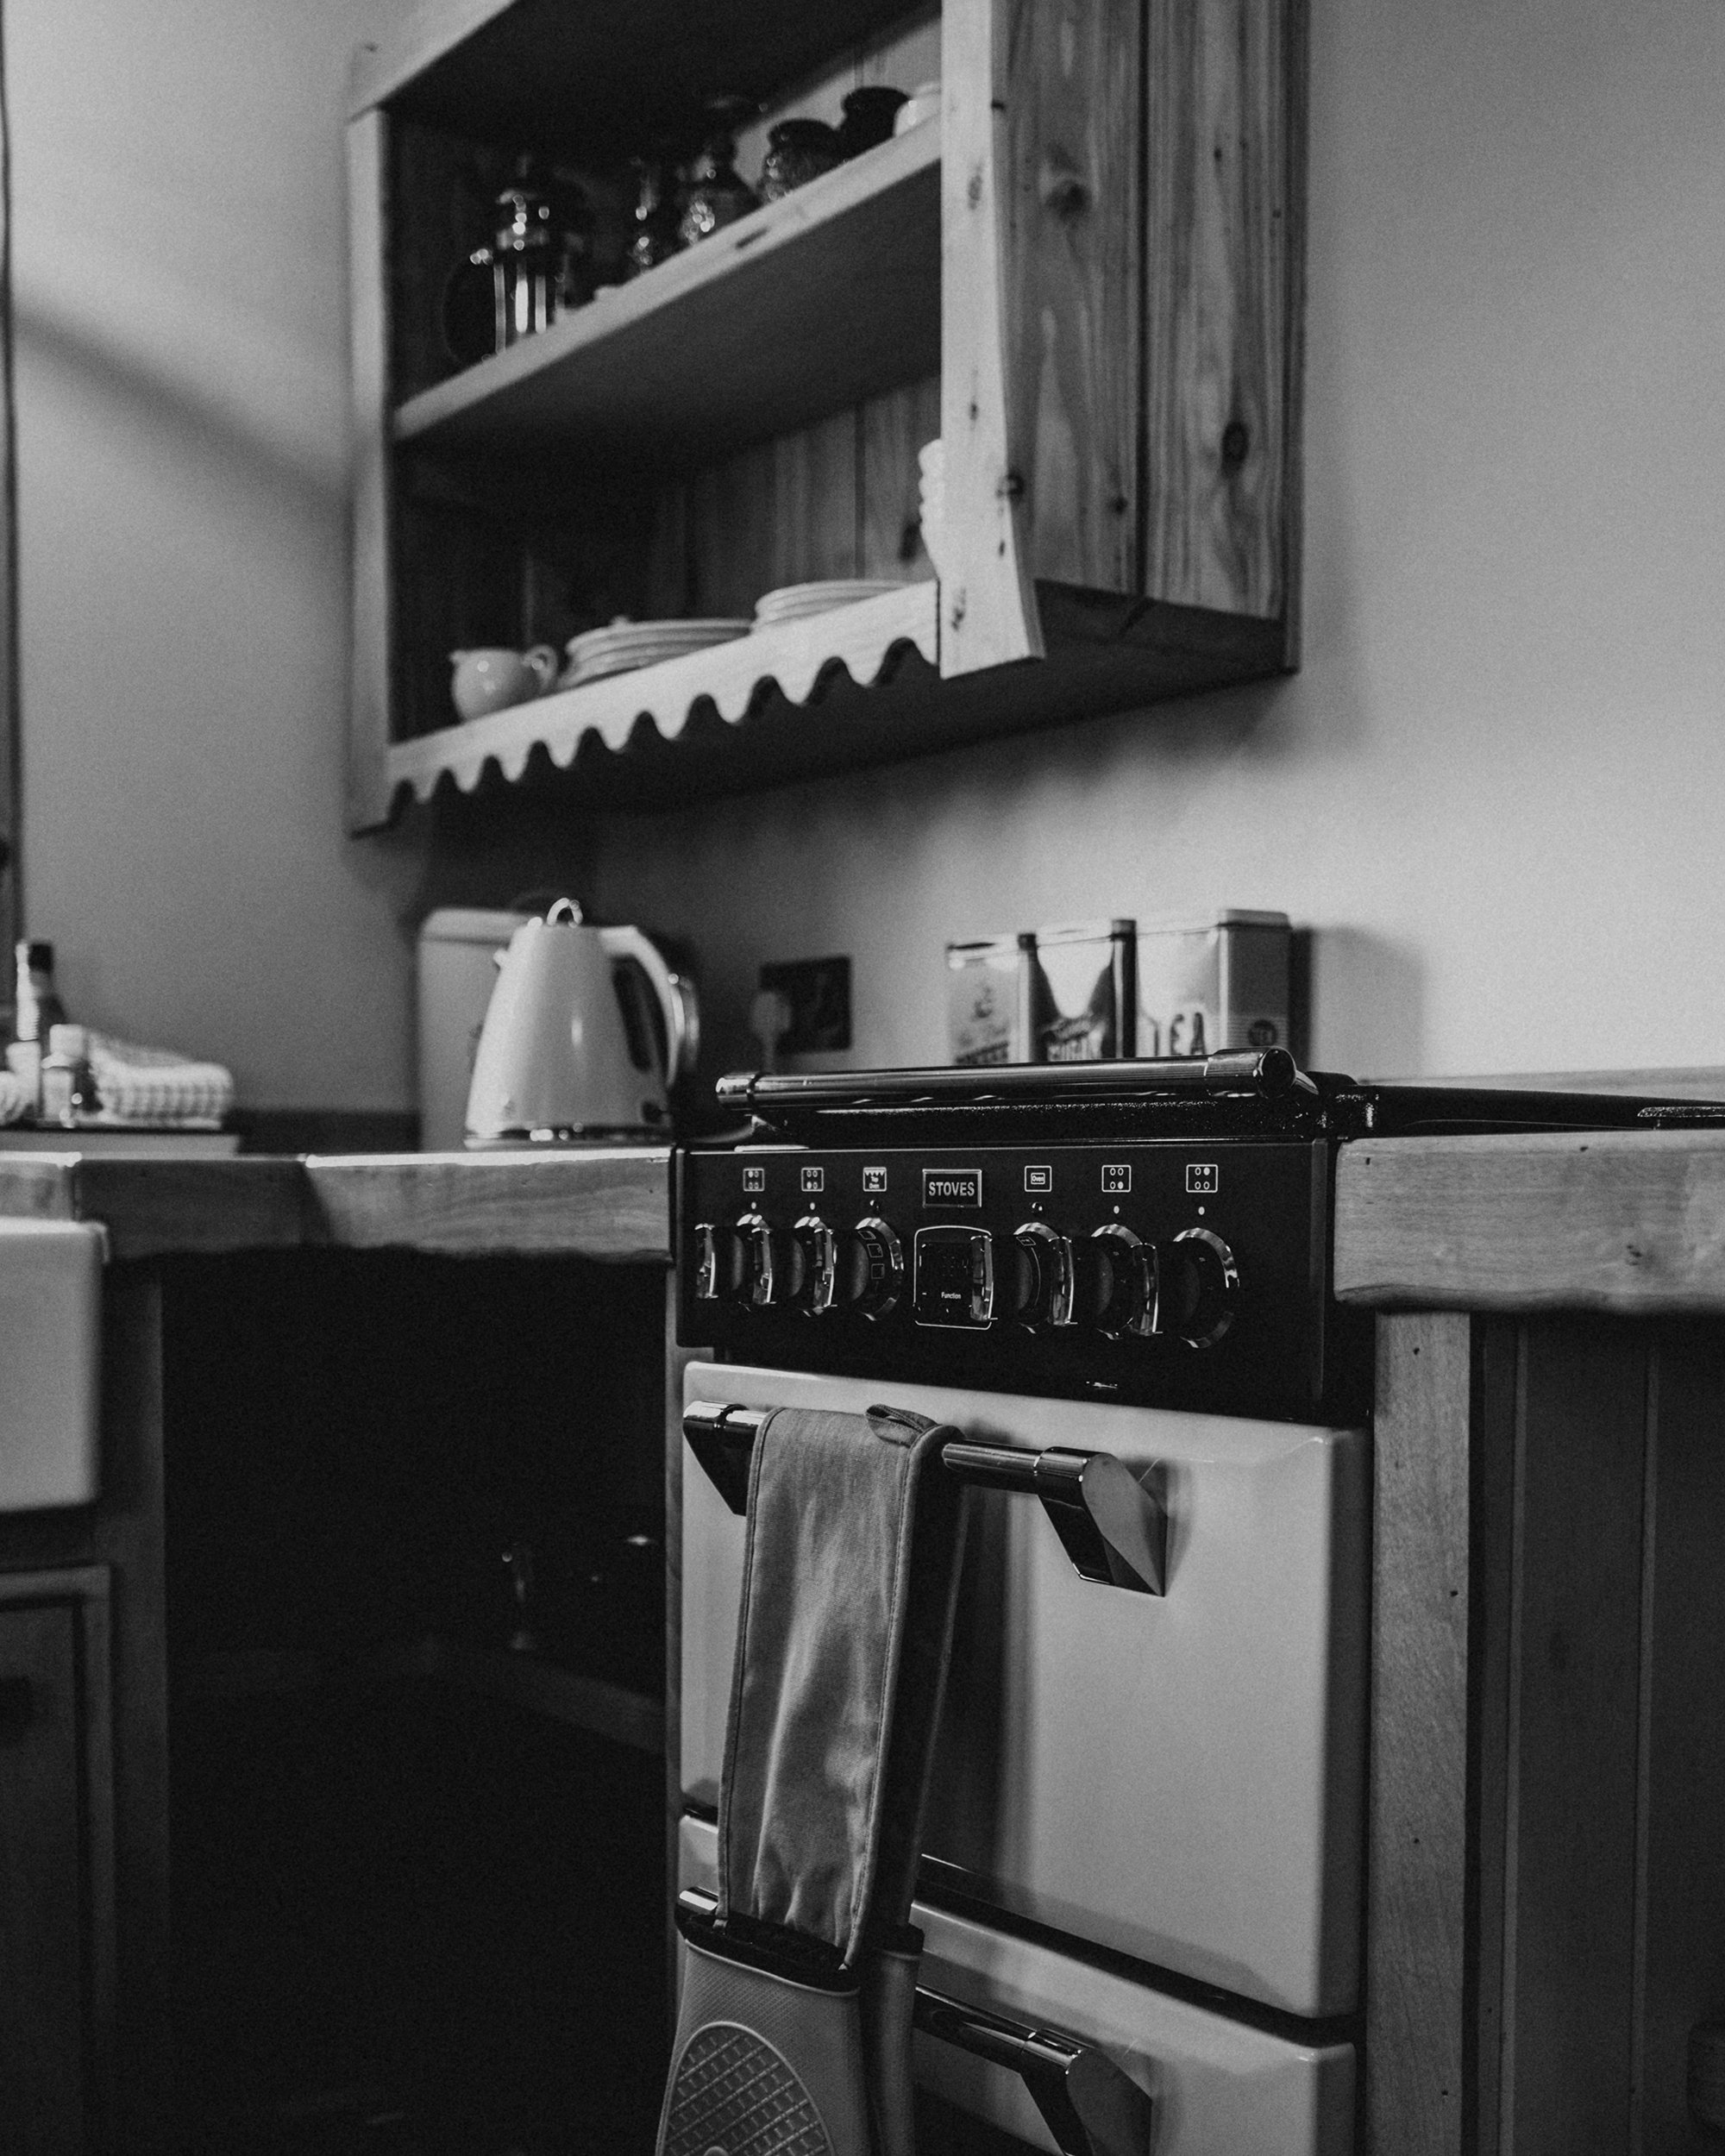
[{"left": 0, "top": 1220, "right": 103, "bottom": 1508}]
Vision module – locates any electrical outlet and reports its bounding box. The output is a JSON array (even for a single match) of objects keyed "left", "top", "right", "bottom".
[{"left": 759, "top": 956, "right": 851, "bottom": 1055}]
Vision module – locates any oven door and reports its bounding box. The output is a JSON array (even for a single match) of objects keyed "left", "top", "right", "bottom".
[
  {"left": 679, "top": 1817, "right": 1354, "bottom": 2156},
  {"left": 680, "top": 1364, "right": 1367, "bottom": 2020}
]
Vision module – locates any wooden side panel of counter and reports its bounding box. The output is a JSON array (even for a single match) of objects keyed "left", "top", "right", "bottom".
[{"left": 1365, "top": 1307, "right": 1725, "bottom": 2154}]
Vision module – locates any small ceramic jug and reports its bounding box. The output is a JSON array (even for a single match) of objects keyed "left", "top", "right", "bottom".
[{"left": 448, "top": 646, "right": 559, "bottom": 723}]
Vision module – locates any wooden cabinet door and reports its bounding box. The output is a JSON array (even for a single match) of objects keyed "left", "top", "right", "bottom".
[{"left": 0, "top": 1571, "right": 114, "bottom": 2156}]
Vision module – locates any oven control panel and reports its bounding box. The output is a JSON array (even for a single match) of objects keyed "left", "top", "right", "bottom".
[{"left": 675, "top": 1140, "right": 1367, "bottom": 1420}]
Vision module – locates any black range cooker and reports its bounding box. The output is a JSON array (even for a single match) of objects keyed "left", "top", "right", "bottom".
[{"left": 669, "top": 1052, "right": 1685, "bottom": 2153}]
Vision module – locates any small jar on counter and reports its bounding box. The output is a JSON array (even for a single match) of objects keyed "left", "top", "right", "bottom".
[{"left": 40, "top": 1025, "right": 97, "bottom": 1128}]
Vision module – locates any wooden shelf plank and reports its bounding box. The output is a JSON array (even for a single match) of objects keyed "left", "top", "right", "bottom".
[
  {"left": 382, "top": 584, "right": 1286, "bottom": 817},
  {"left": 421, "top": 1637, "right": 664, "bottom": 1755},
  {"left": 179, "top": 1642, "right": 665, "bottom": 1757},
  {"left": 393, "top": 124, "right": 941, "bottom": 463},
  {"left": 351, "top": 0, "right": 918, "bottom": 155},
  {"left": 1335, "top": 1128, "right": 1725, "bottom": 1316},
  {"left": 386, "top": 580, "right": 938, "bottom": 801}
]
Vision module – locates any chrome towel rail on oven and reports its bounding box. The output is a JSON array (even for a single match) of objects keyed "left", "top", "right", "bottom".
[
  {"left": 674, "top": 1886, "right": 1155, "bottom": 2156},
  {"left": 682, "top": 1401, "right": 1166, "bottom": 1596}
]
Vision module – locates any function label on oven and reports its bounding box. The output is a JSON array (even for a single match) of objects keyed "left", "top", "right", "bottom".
[
  {"left": 1187, "top": 1162, "right": 1220, "bottom": 1194},
  {"left": 923, "top": 1168, "right": 982, "bottom": 1207},
  {"left": 862, "top": 1166, "right": 888, "bottom": 1194},
  {"left": 1024, "top": 1164, "right": 1052, "bottom": 1193},
  {"left": 800, "top": 1165, "right": 825, "bottom": 1193},
  {"left": 742, "top": 1165, "right": 766, "bottom": 1193},
  {"left": 1101, "top": 1163, "right": 1132, "bottom": 1194}
]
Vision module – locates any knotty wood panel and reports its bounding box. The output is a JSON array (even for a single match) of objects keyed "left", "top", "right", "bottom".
[
  {"left": 1336, "top": 1131, "right": 1725, "bottom": 1318},
  {"left": 1142, "top": 0, "right": 1305, "bottom": 624},
  {"left": 860, "top": 374, "right": 940, "bottom": 581},
  {"left": 1635, "top": 1328, "right": 1725, "bottom": 2150},
  {"left": 1467, "top": 1319, "right": 1520, "bottom": 2154},
  {"left": 1365, "top": 1311, "right": 1473, "bottom": 2156},
  {"left": 1500, "top": 1319, "right": 1647, "bottom": 2152},
  {"left": 940, "top": 0, "right": 1043, "bottom": 673},
  {"left": 1000, "top": 0, "right": 1140, "bottom": 592}
]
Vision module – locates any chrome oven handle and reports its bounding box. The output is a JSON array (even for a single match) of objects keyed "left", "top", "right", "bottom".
[
  {"left": 681, "top": 1403, "right": 1166, "bottom": 1596},
  {"left": 674, "top": 1884, "right": 1152, "bottom": 2156},
  {"left": 912, "top": 1984, "right": 1155, "bottom": 2156}
]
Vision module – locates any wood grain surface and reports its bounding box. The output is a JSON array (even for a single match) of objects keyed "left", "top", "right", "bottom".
[
  {"left": 1635, "top": 1331, "right": 1725, "bottom": 2150},
  {"left": 1000, "top": 0, "right": 1140, "bottom": 592},
  {"left": 1498, "top": 1319, "right": 1647, "bottom": 2153},
  {"left": 940, "top": 0, "right": 1044, "bottom": 674},
  {"left": 1365, "top": 1311, "right": 1473, "bottom": 2156},
  {"left": 303, "top": 1145, "right": 671, "bottom": 1258},
  {"left": 1336, "top": 1130, "right": 1725, "bottom": 1316},
  {"left": 0, "top": 1148, "right": 672, "bottom": 1260},
  {"left": 1142, "top": 0, "right": 1305, "bottom": 625}
]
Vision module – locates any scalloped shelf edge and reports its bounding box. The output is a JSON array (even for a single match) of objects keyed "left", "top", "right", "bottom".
[{"left": 384, "top": 581, "right": 939, "bottom": 809}]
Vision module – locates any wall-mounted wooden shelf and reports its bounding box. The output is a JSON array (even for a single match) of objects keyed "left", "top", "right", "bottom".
[{"left": 347, "top": 1, "right": 1308, "bottom": 830}]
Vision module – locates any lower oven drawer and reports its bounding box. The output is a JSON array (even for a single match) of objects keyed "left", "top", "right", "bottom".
[
  {"left": 679, "top": 1817, "right": 1355, "bottom": 2156},
  {"left": 680, "top": 1364, "right": 1367, "bottom": 2018}
]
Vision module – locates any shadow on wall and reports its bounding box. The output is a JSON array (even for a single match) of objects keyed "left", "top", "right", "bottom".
[{"left": 1307, "top": 926, "right": 1426, "bottom": 1077}]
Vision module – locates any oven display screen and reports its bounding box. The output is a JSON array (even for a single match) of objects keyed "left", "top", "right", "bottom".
[{"left": 913, "top": 1227, "right": 994, "bottom": 1328}]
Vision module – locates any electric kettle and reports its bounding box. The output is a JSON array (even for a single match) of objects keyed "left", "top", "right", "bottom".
[{"left": 464, "top": 899, "right": 699, "bottom": 1144}]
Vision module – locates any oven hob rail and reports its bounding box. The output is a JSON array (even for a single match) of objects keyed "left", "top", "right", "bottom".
[
  {"left": 683, "top": 1401, "right": 1167, "bottom": 1595},
  {"left": 714, "top": 1049, "right": 1700, "bottom": 1148},
  {"left": 676, "top": 1885, "right": 1156, "bottom": 2156}
]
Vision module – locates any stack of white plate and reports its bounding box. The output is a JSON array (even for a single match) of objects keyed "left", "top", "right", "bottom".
[
  {"left": 560, "top": 617, "right": 750, "bottom": 688},
  {"left": 918, "top": 438, "right": 944, "bottom": 577},
  {"left": 751, "top": 580, "right": 906, "bottom": 632}
]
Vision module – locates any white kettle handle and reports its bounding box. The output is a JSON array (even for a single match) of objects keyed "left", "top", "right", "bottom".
[{"left": 599, "top": 925, "right": 698, "bottom": 1083}]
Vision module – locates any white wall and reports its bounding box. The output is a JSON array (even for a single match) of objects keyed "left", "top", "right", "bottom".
[
  {"left": 9, "top": 0, "right": 422, "bottom": 1109},
  {"left": 577, "top": 0, "right": 1725, "bottom": 1081},
  {"left": 9, "top": 0, "right": 1725, "bottom": 1106}
]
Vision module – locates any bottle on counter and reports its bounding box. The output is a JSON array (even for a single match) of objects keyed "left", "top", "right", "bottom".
[
  {"left": 40, "top": 1025, "right": 97, "bottom": 1129},
  {"left": 7, "top": 941, "right": 68, "bottom": 1114}
]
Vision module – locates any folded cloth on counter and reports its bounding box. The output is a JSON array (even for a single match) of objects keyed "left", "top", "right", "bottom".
[
  {"left": 718, "top": 1402, "right": 967, "bottom": 1965},
  {"left": 87, "top": 1031, "right": 234, "bottom": 1125}
]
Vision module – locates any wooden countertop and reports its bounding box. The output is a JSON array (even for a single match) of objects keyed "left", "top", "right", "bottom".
[
  {"left": 0, "top": 1146, "right": 673, "bottom": 1263},
  {"left": 12, "top": 1119, "right": 1725, "bottom": 1314},
  {"left": 1334, "top": 1127, "right": 1725, "bottom": 1315}
]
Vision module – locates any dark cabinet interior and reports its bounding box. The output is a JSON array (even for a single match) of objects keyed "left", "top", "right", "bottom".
[{"left": 158, "top": 1250, "right": 669, "bottom": 2153}]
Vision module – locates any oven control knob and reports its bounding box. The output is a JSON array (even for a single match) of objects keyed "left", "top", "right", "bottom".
[
  {"left": 693, "top": 1220, "right": 745, "bottom": 1303},
  {"left": 1009, "top": 1220, "right": 1076, "bottom": 1327},
  {"left": 1151, "top": 1227, "right": 1239, "bottom": 1348},
  {"left": 792, "top": 1214, "right": 837, "bottom": 1314},
  {"left": 1085, "top": 1224, "right": 1152, "bottom": 1337},
  {"left": 842, "top": 1216, "right": 904, "bottom": 1319},
  {"left": 735, "top": 1210, "right": 802, "bottom": 1309}
]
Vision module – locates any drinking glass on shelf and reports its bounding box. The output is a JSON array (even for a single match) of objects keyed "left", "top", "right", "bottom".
[
  {"left": 676, "top": 95, "right": 759, "bottom": 246},
  {"left": 625, "top": 151, "right": 681, "bottom": 276}
]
